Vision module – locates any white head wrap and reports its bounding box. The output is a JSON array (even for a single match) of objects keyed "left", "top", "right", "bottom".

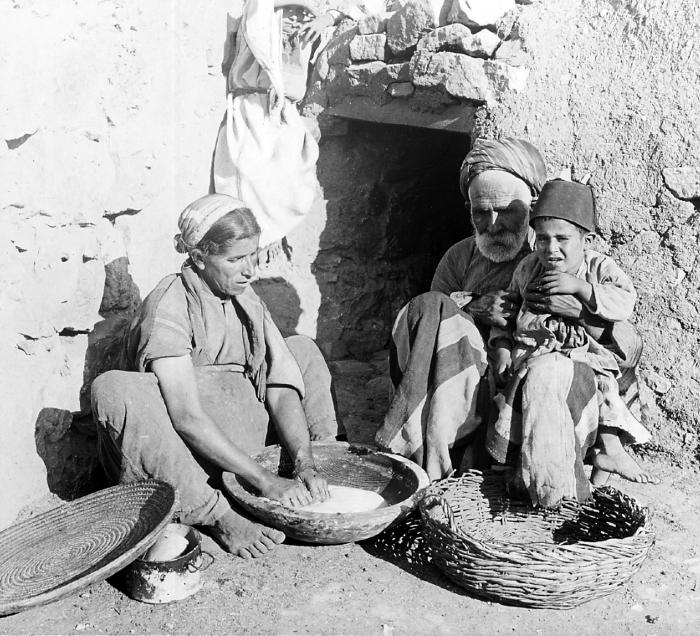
[{"left": 174, "top": 194, "right": 249, "bottom": 254}]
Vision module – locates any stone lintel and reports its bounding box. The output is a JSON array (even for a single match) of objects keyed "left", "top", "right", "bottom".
[{"left": 325, "top": 95, "right": 476, "bottom": 134}]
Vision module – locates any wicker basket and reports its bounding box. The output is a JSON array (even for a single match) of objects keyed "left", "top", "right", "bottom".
[
  {"left": 223, "top": 441, "right": 429, "bottom": 544},
  {"left": 419, "top": 470, "right": 654, "bottom": 609}
]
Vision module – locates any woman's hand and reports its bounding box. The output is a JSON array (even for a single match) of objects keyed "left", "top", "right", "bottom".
[
  {"left": 465, "top": 291, "right": 520, "bottom": 328},
  {"left": 298, "top": 13, "right": 335, "bottom": 45},
  {"left": 296, "top": 467, "right": 330, "bottom": 502},
  {"left": 260, "top": 473, "right": 313, "bottom": 508}
]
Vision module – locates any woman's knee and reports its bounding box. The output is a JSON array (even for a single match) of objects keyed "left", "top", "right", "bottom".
[
  {"left": 91, "top": 370, "right": 154, "bottom": 432},
  {"left": 91, "top": 370, "right": 128, "bottom": 421},
  {"left": 285, "top": 335, "right": 327, "bottom": 372}
]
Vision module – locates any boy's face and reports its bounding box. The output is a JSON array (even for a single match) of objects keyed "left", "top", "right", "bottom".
[{"left": 533, "top": 217, "right": 588, "bottom": 274}]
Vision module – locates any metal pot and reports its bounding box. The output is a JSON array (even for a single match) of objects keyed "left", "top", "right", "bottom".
[{"left": 121, "top": 523, "right": 214, "bottom": 604}]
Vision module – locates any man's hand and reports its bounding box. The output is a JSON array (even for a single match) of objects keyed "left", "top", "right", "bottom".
[
  {"left": 296, "top": 467, "right": 330, "bottom": 502},
  {"left": 298, "top": 13, "right": 335, "bottom": 44},
  {"left": 260, "top": 473, "right": 313, "bottom": 508},
  {"left": 465, "top": 290, "right": 520, "bottom": 328},
  {"left": 524, "top": 290, "right": 585, "bottom": 319},
  {"left": 530, "top": 271, "right": 585, "bottom": 296}
]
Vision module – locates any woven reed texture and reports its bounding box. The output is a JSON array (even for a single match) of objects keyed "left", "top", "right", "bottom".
[
  {"left": 0, "top": 480, "right": 177, "bottom": 616},
  {"left": 419, "top": 471, "right": 654, "bottom": 609},
  {"left": 223, "top": 441, "right": 429, "bottom": 544}
]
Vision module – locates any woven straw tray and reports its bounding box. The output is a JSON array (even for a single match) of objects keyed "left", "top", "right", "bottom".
[
  {"left": 419, "top": 470, "right": 654, "bottom": 609},
  {"left": 0, "top": 480, "right": 177, "bottom": 616},
  {"left": 223, "top": 441, "right": 429, "bottom": 544}
]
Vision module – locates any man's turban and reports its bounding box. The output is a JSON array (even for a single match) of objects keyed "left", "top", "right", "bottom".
[{"left": 459, "top": 137, "right": 547, "bottom": 199}]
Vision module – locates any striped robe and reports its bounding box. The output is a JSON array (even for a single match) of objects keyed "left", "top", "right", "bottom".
[{"left": 375, "top": 292, "right": 488, "bottom": 480}]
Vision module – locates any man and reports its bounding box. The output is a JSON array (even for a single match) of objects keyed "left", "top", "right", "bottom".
[{"left": 375, "top": 138, "right": 644, "bottom": 488}]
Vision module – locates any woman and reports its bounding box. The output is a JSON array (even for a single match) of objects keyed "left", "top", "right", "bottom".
[{"left": 91, "top": 194, "right": 340, "bottom": 558}]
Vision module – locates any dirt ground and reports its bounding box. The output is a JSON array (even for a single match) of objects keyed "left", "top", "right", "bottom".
[{"left": 2, "top": 357, "right": 700, "bottom": 635}]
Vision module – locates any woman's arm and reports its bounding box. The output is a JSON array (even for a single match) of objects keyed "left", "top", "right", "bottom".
[
  {"left": 265, "top": 385, "right": 330, "bottom": 501},
  {"left": 151, "top": 356, "right": 315, "bottom": 507}
]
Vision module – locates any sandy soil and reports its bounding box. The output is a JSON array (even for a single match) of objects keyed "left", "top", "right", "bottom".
[{"left": 2, "top": 358, "right": 699, "bottom": 635}]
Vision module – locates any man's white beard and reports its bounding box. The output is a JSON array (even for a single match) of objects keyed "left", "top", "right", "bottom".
[{"left": 474, "top": 222, "right": 529, "bottom": 263}]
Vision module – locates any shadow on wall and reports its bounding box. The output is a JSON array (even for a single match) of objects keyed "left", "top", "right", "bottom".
[
  {"left": 33, "top": 257, "right": 143, "bottom": 501},
  {"left": 312, "top": 120, "right": 471, "bottom": 360},
  {"left": 253, "top": 276, "right": 302, "bottom": 337}
]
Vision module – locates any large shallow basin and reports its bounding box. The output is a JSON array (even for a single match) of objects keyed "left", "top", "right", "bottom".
[{"left": 222, "top": 441, "right": 429, "bottom": 544}]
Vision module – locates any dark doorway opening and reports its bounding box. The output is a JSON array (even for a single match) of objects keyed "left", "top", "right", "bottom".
[{"left": 313, "top": 119, "right": 471, "bottom": 359}]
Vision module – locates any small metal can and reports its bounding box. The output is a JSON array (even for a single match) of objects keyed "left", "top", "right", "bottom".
[{"left": 120, "top": 523, "right": 214, "bottom": 604}]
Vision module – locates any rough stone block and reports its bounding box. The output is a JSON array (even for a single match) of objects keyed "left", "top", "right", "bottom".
[
  {"left": 663, "top": 167, "right": 700, "bottom": 200},
  {"left": 385, "top": 62, "right": 412, "bottom": 82},
  {"left": 347, "top": 61, "right": 389, "bottom": 86},
  {"left": 350, "top": 34, "right": 388, "bottom": 62},
  {"left": 346, "top": 62, "right": 392, "bottom": 104},
  {"left": 410, "top": 50, "right": 489, "bottom": 101},
  {"left": 446, "top": 0, "right": 516, "bottom": 30},
  {"left": 484, "top": 59, "right": 529, "bottom": 98},
  {"left": 357, "top": 12, "right": 391, "bottom": 34},
  {"left": 417, "top": 24, "right": 500, "bottom": 58},
  {"left": 645, "top": 370, "right": 672, "bottom": 394},
  {"left": 493, "top": 37, "right": 528, "bottom": 66},
  {"left": 387, "top": 81, "right": 415, "bottom": 97},
  {"left": 387, "top": 0, "right": 439, "bottom": 56}
]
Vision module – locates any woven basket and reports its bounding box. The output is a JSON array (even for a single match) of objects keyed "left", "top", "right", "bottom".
[
  {"left": 223, "top": 441, "right": 429, "bottom": 544},
  {"left": 0, "top": 480, "right": 177, "bottom": 616},
  {"left": 419, "top": 470, "right": 654, "bottom": 609}
]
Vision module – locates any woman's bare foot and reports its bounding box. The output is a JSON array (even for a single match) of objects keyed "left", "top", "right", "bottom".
[
  {"left": 591, "top": 448, "right": 659, "bottom": 484},
  {"left": 204, "top": 509, "right": 285, "bottom": 559}
]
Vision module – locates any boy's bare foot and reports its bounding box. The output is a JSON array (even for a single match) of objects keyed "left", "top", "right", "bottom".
[
  {"left": 204, "top": 509, "right": 285, "bottom": 558},
  {"left": 591, "top": 448, "right": 659, "bottom": 484},
  {"left": 590, "top": 467, "right": 611, "bottom": 487}
]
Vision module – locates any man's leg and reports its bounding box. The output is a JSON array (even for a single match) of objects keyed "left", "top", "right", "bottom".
[
  {"left": 285, "top": 334, "right": 342, "bottom": 441},
  {"left": 376, "top": 291, "right": 488, "bottom": 480}
]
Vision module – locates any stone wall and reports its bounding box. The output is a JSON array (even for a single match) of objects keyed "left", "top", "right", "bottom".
[{"left": 305, "top": 0, "right": 528, "bottom": 131}]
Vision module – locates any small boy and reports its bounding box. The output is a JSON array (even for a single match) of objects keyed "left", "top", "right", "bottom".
[{"left": 489, "top": 179, "right": 656, "bottom": 493}]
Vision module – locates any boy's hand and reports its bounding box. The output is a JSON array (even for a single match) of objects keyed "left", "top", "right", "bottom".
[
  {"left": 489, "top": 346, "right": 512, "bottom": 385},
  {"left": 530, "top": 271, "right": 583, "bottom": 296}
]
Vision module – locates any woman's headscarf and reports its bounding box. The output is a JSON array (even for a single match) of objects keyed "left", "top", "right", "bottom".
[
  {"left": 459, "top": 137, "right": 547, "bottom": 199},
  {"left": 174, "top": 193, "right": 249, "bottom": 254}
]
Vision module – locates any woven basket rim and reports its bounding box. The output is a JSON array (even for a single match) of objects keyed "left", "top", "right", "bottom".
[
  {"left": 419, "top": 471, "right": 655, "bottom": 609},
  {"left": 420, "top": 471, "right": 654, "bottom": 551},
  {"left": 225, "top": 441, "right": 430, "bottom": 523},
  {"left": 0, "top": 480, "right": 177, "bottom": 616}
]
